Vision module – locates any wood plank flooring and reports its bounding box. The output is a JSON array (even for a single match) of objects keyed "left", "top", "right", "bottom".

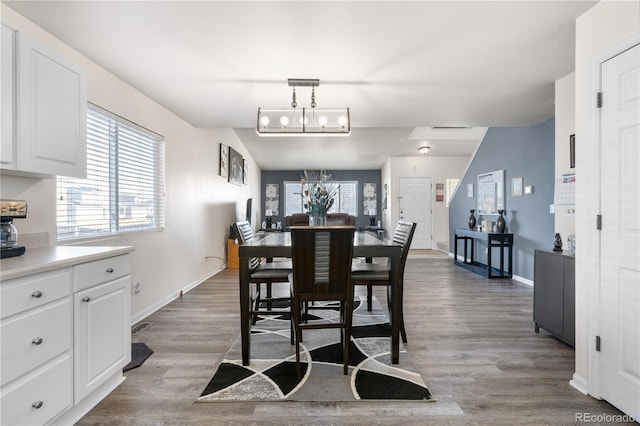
[{"left": 77, "top": 258, "right": 626, "bottom": 425}]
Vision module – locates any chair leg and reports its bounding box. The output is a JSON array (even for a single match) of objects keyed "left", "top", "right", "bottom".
[
  {"left": 387, "top": 285, "right": 407, "bottom": 344},
  {"left": 367, "top": 285, "right": 373, "bottom": 311},
  {"left": 266, "top": 283, "right": 273, "bottom": 310},
  {"left": 343, "top": 301, "right": 351, "bottom": 375}
]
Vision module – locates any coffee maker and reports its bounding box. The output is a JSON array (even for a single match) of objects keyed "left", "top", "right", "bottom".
[{"left": 1, "top": 200, "right": 27, "bottom": 259}]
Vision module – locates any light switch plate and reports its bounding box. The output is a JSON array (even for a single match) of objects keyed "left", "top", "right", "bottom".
[{"left": 549, "top": 204, "right": 555, "bottom": 214}]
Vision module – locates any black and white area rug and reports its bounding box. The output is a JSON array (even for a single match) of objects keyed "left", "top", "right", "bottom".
[{"left": 198, "top": 296, "right": 433, "bottom": 402}]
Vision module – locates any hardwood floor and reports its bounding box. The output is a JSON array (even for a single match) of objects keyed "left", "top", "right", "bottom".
[{"left": 77, "top": 258, "right": 625, "bottom": 425}]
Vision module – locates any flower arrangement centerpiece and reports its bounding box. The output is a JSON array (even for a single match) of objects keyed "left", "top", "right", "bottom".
[{"left": 301, "top": 170, "right": 338, "bottom": 226}]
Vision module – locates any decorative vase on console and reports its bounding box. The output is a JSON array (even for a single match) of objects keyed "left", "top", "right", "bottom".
[
  {"left": 496, "top": 210, "right": 506, "bottom": 233},
  {"left": 468, "top": 209, "right": 476, "bottom": 230}
]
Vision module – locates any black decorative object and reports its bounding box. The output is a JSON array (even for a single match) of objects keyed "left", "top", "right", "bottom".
[
  {"left": 497, "top": 210, "right": 506, "bottom": 233},
  {"left": 468, "top": 209, "right": 476, "bottom": 230},
  {"left": 553, "top": 233, "right": 563, "bottom": 251}
]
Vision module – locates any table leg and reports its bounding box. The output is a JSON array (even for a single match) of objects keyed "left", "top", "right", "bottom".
[
  {"left": 454, "top": 234, "right": 458, "bottom": 262},
  {"left": 389, "top": 255, "right": 401, "bottom": 364},
  {"left": 500, "top": 239, "right": 505, "bottom": 277},
  {"left": 463, "top": 237, "right": 468, "bottom": 263},
  {"left": 239, "top": 257, "right": 251, "bottom": 365},
  {"left": 487, "top": 239, "right": 492, "bottom": 278}
]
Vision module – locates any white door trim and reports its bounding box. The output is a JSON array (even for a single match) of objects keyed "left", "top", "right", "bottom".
[{"left": 586, "top": 32, "right": 640, "bottom": 401}]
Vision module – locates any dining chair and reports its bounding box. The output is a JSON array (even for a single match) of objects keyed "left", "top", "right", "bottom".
[
  {"left": 351, "top": 220, "right": 416, "bottom": 344},
  {"left": 289, "top": 226, "right": 355, "bottom": 378},
  {"left": 233, "top": 221, "right": 291, "bottom": 324}
]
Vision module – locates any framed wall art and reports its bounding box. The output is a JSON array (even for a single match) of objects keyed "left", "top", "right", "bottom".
[
  {"left": 219, "top": 143, "right": 228, "bottom": 178},
  {"left": 512, "top": 177, "right": 523, "bottom": 197},
  {"left": 243, "top": 159, "right": 249, "bottom": 185},
  {"left": 228, "top": 146, "right": 243, "bottom": 185},
  {"left": 265, "top": 183, "right": 279, "bottom": 216},
  {"left": 363, "top": 183, "right": 377, "bottom": 214},
  {"left": 477, "top": 170, "right": 505, "bottom": 215}
]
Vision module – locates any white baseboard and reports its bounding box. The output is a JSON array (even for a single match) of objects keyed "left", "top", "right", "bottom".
[
  {"left": 447, "top": 252, "right": 532, "bottom": 285},
  {"left": 570, "top": 373, "right": 589, "bottom": 395},
  {"left": 130, "top": 267, "right": 225, "bottom": 325}
]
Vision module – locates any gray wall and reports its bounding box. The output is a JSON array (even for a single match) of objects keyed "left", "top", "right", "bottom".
[
  {"left": 261, "top": 170, "right": 381, "bottom": 229},
  {"left": 449, "top": 118, "right": 555, "bottom": 280}
]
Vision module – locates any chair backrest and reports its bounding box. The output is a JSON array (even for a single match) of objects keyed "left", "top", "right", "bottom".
[
  {"left": 288, "top": 213, "right": 310, "bottom": 226},
  {"left": 325, "top": 213, "right": 355, "bottom": 226},
  {"left": 392, "top": 220, "right": 417, "bottom": 275},
  {"left": 290, "top": 226, "right": 355, "bottom": 302},
  {"left": 233, "top": 221, "right": 261, "bottom": 270}
]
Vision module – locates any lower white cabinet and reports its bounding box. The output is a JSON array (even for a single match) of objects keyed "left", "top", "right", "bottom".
[
  {"left": 0, "top": 248, "right": 132, "bottom": 425},
  {"left": 74, "top": 275, "right": 131, "bottom": 403}
]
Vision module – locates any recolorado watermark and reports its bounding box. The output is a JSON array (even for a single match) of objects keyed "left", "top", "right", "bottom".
[{"left": 575, "top": 412, "right": 636, "bottom": 423}]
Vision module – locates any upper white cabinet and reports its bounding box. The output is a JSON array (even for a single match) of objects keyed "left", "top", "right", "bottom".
[
  {"left": 1, "top": 24, "right": 16, "bottom": 169},
  {"left": 1, "top": 24, "right": 86, "bottom": 178}
]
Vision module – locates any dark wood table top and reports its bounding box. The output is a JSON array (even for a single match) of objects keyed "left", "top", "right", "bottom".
[{"left": 239, "top": 230, "right": 401, "bottom": 259}]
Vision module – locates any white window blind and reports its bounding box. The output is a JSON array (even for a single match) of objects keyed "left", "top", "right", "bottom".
[
  {"left": 57, "top": 104, "right": 165, "bottom": 241},
  {"left": 284, "top": 181, "right": 358, "bottom": 216}
]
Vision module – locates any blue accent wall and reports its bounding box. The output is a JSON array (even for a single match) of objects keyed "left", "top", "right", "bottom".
[
  {"left": 261, "top": 170, "right": 381, "bottom": 229},
  {"left": 449, "top": 118, "right": 555, "bottom": 280}
]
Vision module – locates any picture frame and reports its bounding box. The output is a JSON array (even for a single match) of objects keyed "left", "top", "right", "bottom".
[
  {"left": 265, "top": 183, "right": 279, "bottom": 216},
  {"left": 512, "top": 177, "right": 523, "bottom": 197},
  {"left": 219, "top": 143, "right": 228, "bottom": 178},
  {"left": 243, "top": 159, "right": 248, "bottom": 185},
  {"left": 477, "top": 170, "right": 505, "bottom": 215},
  {"left": 228, "top": 146, "right": 243, "bottom": 185},
  {"left": 569, "top": 134, "right": 575, "bottom": 169}
]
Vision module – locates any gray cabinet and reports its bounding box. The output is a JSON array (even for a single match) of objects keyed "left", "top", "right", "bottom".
[{"left": 534, "top": 249, "right": 575, "bottom": 346}]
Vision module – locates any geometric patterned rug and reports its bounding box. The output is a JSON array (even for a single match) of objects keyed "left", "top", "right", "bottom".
[{"left": 197, "top": 295, "right": 433, "bottom": 402}]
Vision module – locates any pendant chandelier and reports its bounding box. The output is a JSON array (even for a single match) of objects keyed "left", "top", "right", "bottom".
[{"left": 256, "top": 78, "right": 351, "bottom": 137}]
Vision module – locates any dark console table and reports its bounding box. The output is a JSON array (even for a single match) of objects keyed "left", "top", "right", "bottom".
[{"left": 454, "top": 228, "right": 513, "bottom": 278}]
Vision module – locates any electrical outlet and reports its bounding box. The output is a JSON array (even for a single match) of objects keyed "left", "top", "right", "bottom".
[{"left": 134, "top": 280, "right": 141, "bottom": 295}]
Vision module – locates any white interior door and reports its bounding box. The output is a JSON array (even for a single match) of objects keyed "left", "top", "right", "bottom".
[
  {"left": 398, "top": 177, "right": 432, "bottom": 249},
  {"left": 599, "top": 42, "right": 640, "bottom": 419}
]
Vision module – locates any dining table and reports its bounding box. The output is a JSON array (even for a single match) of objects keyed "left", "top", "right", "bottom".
[{"left": 238, "top": 229, "right": 403, "bottom": 365}]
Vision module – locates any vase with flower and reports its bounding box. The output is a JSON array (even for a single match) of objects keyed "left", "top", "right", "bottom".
[{"left": 301, "top": 170, "right": 338, "bottom": 226}]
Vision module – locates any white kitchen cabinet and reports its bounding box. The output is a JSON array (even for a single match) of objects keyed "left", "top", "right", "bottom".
[
  {"left": 1, "top": 23, "right": 16, "bottom": 169},
  {"left": 74, "top": 275, "right": 131, "bottom": 403},
  {"left": 0, "top": 269, "right": 73, "bottom": 426},
  {"left": 0, "top": 247, "right": 133, "bottom": 426},
  {"left": 0, "top": 24, "right": 86, "bottom": 178}
]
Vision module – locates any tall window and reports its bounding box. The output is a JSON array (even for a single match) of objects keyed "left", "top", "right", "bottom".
[
  {"left": 284, "top": 181, "right": 358, "bottom": 216},
  {"left": 57, "top": 104, "right": 165, "bottom": 241},
  {"left": 445, "top": 178, "right": 460, "bottom": 207}
]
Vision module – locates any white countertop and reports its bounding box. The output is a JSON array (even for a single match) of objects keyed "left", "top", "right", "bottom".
[{"left": 0, "top": 245, "right": 134, "bottom": 281}]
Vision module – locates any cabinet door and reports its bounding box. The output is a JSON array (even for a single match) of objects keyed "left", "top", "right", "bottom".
[
  {"left": 16, "top": 30, "right": 86, "bottom": 178},
  {"left": 533, "top": 251, "right": 564, "bottom": 337},
  {"left": 74, "top": 276, "right": 130, "bottom": 404},
  {"left": 1, "top": 24, "right": 16, "bottom": 169},
  {"left": 563, "top": 256, "right": 575, "bottom": 345}
]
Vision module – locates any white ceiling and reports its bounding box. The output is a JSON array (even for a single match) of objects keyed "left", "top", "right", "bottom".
[{"left": 4, "top": 1, "right": 597, "bottom": 170}]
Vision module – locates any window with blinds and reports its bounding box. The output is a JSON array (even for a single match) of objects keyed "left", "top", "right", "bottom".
[
  {"left": 57, "top": 104, "right": 165, "bottom": 241},
  {"left": 284, "top": 181, "right": 358, "bottom": 216}
]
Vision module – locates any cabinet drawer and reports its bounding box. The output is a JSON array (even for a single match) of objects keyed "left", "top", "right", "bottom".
[
  {"left": 1, "top": 298, "right": 72, "bottom": 386},
  {"left": 74, "top": 254, "right": 131, "bottom": 292},
  {"left": 0, "top": 354, "right": 72, "bottom": 426},
  {"left": 1, "top": 268, "right": 71, "bottom": 319}
]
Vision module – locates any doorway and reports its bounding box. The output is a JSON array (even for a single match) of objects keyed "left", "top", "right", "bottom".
[
  {"left": 596, "top": 41, "right": 640, "bottom": 419},
  {"left": 398, "top": 177, "right": 432, "bottom": 249}
]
